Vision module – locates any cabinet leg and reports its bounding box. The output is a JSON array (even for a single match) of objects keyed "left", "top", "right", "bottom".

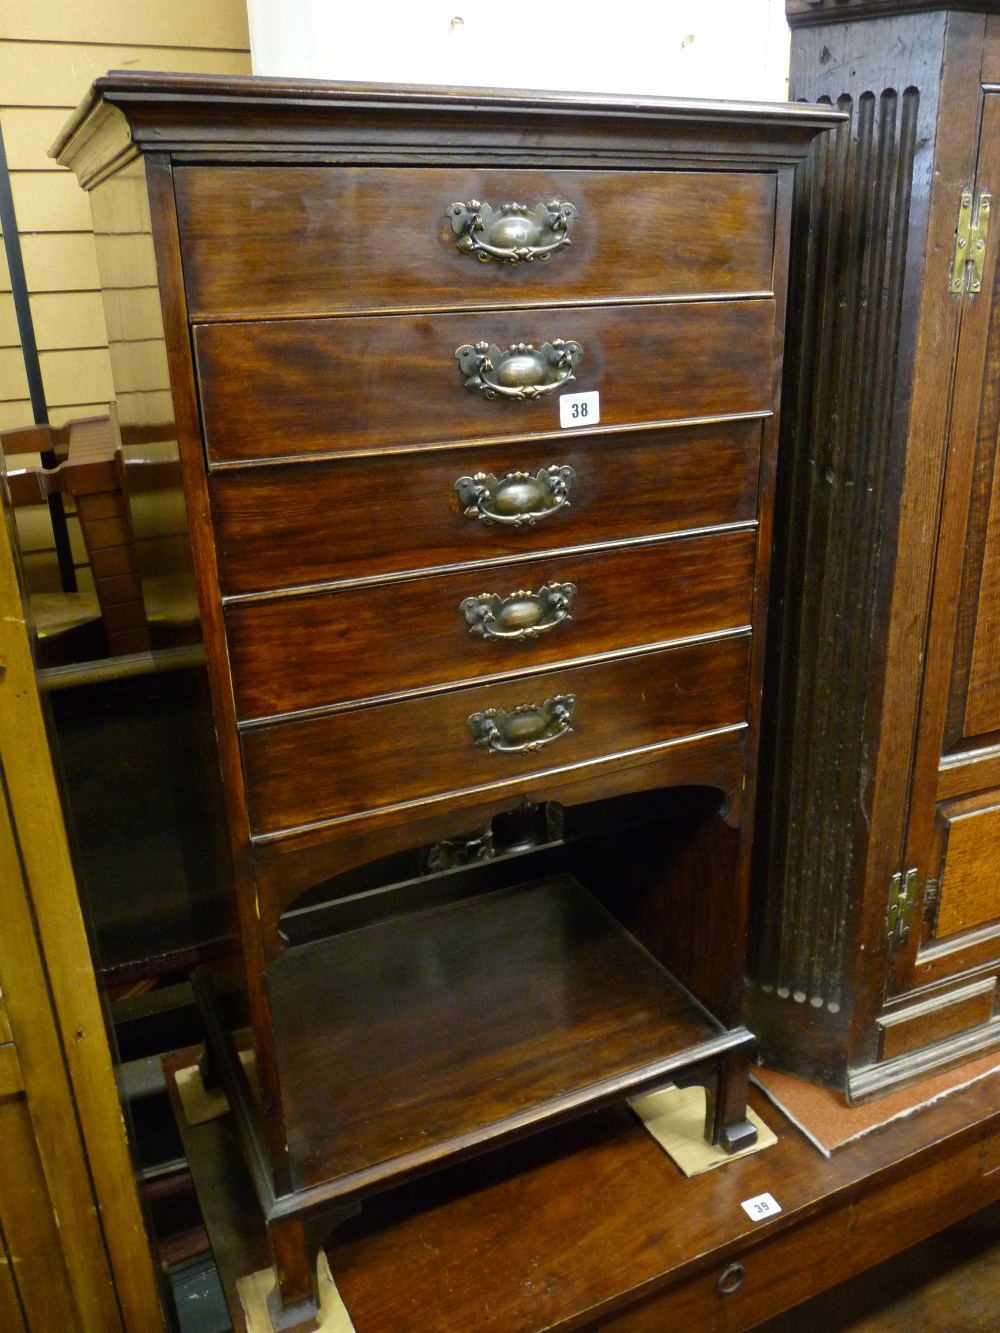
[
  {"left": 196, "top": 1043, "right": 220, "bottom": 1092},
  {"left": 265, "top": 1216, "right": 321, "bottom": 1333},
  {"left": 703, "top": 1048, "right": 757, "bottom": 1153}
]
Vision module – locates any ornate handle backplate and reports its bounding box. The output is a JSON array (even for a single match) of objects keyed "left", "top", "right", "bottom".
[
  {"left": 448, "top": 199, "right": 579, "bottom": 264},
  {"left": 456, "top": 339, "right": 583, "bottom": 401},
  {"left": 468, "top": 694, "right": 577, "bottom": 754},
  {"left": 454, "top": 465, "right": 576, "bottom": 527},
  {"left": 460, "top": 582, "right": 577, "bottom": 641}
]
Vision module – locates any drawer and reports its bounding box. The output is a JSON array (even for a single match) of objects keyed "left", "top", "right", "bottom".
[
  {"left": 240, "top": 633, "right": 751, "bottom": 838},
  {"left": 175, "top": 166, "right": 777, "bottom": 319},
  {"left": 194, "top": 300, "right": 775, "bottom": 463},
  {"left": 225, "top": 529, "right": 757, "bottom": 720},
  {"left": 210, "top": 419, "right": 763, "bottom": 596}
]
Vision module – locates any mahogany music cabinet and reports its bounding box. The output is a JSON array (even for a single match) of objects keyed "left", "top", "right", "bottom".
[{"left": 54, "top": 76, "right": 839, "bottom": 1331}]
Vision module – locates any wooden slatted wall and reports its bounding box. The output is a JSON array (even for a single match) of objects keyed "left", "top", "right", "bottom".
[{"left": 0, "top": 1, "right": 252, "bottom": 433}]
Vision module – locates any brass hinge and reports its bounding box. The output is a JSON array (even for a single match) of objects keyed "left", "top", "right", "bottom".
[
  {"left": 951, "top": 190, "right": 991, "bottom": 295},
  {"left": 886, "top": 866, "right": 918, "bottom": 949}
]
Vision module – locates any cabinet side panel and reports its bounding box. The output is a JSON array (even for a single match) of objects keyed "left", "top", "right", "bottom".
[
  {"left": 748, "top": 19, "right": 933, "bottom": 1081},
  {"left": 0, "top": 1093, "right": 83, "bottom": 1333}
]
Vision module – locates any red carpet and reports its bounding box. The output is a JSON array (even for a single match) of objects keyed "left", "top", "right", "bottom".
[{"left": 753, "top": 1051, "right": 1000, "bottom": 1154}]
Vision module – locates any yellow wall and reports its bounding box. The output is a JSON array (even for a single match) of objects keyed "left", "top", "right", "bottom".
[{"left": 0, "top": 1, "right": 252, "bottom": 433}]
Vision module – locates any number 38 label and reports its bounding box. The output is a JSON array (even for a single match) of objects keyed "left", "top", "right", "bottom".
[{"left": 559, "top": 391, "right": 600, "bottom": 429}]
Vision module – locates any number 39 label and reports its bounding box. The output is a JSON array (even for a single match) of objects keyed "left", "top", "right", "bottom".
[
  {"left": 559, "top": 390, "right": 600, "bottom": 428},
  {"left": 741, "top": 1192, "right": 782, "bottom": 1222}
]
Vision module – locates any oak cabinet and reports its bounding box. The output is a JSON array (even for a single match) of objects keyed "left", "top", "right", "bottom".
[
  {"left": 750, "top": 0, "right": 1000, "bottom": 1099},
  {"left": 54, "top": 76, "right": 836, "bottom": 1330}
]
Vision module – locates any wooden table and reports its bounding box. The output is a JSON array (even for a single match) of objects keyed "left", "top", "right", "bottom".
[{"left": 165, "top": 1051, "right": 1000, "bottom": 1331}]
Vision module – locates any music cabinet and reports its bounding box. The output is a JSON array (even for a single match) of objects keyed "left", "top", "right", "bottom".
[
  {"left": 749, "top": 0, "right": 1000, "bottom": 1101},
  {"left": 54, "top": 76, "right": 837, "bottom": 1330}
]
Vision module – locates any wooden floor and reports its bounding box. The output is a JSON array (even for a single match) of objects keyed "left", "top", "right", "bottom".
[{"left": 761, "top": 1198, "right": 1000, "bottom": 1331}]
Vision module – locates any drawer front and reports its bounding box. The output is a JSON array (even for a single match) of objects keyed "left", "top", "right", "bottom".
[
  {"left": 176, "top": 166, "right": 777, "bottom": 319},
  {"left": 210, "top": 420, "right": 763, "bottom": 596},
  {"left": 877, "top": 979, "right": 997, "bottom": 1062},
  {"left": 226, "top": 529, "right": 757, "bottom": 720},
  {"left": 194, "top": 300, "right": 775, "bottom": 463},
  {"left": 240, "top": 634, "right": 751, "bottom": 838}
]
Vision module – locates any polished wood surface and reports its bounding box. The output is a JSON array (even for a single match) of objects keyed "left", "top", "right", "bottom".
[
  {"left": 168, "top": 1053, "right": 1000, "bottom": 1332},
  {"left": 963, "top": 433, "right": 1000, "bottom": 733},
  {"left": 898, "top": 85, "right": 1000, "bottom": 985},
  {"left": 225, "top": 530, "right": 755, "bottom": 719},
  {"left": 877, "top": 977, "right": 996, "bottom": 1059},
  {"left": 57, "top": 75, "right": 839, "bottom": 1329},
  {"left": 252, "top": 734, "right": 750, "bottom": 937},
  {"left": 176, "top": 166, "right": 777, "bottom": 318},
  {"left": 930, "top": 796, "right": 1000, "bottom": 937},
  {"left": 209, "top": 420, "right": 763, "bottom": 594},
  {"left": 52, "top": 73, "right": 843, "bottom": 185},
  {"left": 270, "top": 873, "right": 735, "bottom": 1193},
  {"left": 195, "top": 301, "right": 775, "bottom": 463},
  {"left": 760, "top": 1199, "right": 1000, "bottom": 1332},
  {"left": 241, "top": 634, "right": 751, "bottom": 838}
]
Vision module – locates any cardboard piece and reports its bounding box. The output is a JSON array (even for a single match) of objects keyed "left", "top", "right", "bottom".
[
  {"left": 175, "top": 1051, "right": 257, "bottom": 1127},
  {"left": 630, "top": 1083, "right": 777, "bottom": 1176},
  {"left": 237, "top": 1252, "right": 355, "bottom": 1333}
]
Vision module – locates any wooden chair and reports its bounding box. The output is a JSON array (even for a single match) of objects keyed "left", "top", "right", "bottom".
[
  {"left": 2, "top": 415, "right": 151, "bottom": 665},
  {"left": 116, "top": 437, "right": 201, "bottom": 649}
]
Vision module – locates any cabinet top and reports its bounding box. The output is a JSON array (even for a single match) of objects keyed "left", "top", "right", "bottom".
[
  {"left": 52, "top": 72, "right": 844, "bottom": 189},
  {"left": 786, "top": 0, "right": 1000, "bottom": 26}
]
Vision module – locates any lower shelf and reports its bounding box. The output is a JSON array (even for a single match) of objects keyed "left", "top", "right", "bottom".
[{"left": 252, "top": 870, "right": 746, "bottom": 1196}]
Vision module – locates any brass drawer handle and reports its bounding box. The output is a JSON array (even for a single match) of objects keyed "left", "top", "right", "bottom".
[
  {"left": 455, "top": 465, "right": 576, "bottom": 527},
  {"left": 456, "top": 339, "right": 583, "bottom": 401},
  {"left": 460, "top": 582, "right": 577, "bottom": 641},
  {"left": 468, "top": 695, "right": 576, "bottom": 754},
  {"left": 447, "top": 198, "right": 578, "bottom": 264}
]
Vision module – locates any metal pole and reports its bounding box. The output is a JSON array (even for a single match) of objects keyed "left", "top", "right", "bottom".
[{"left": 0, "top": 119, "right": 76, "bottom": 590}]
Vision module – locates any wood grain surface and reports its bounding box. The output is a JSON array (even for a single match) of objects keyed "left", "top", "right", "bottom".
[
  {"left": 209, "top": 419, "right": 763, "bottom": 595},
  {"left": 225, "top": 528, "right": 756, "bottom": 719},
  {"left": 166, "top": 1043, "right": 1000, "bottom": 1333},
  {"left": 194, "top": 300, "right": 775, "bottom": 462},
  {"left": 54, "top": 72, "right": 834, "bottom": 1330},
  {"left": 240, "top": 633, "right": 751, "bottom": 838},
  {"left": 269, "top": 873, "right": 724, "bottom": 1191},
  {"left": 175, "top": 165, "right": 776, "bottom": 318}
]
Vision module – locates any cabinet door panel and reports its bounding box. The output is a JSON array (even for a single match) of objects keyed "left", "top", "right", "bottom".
[
  {"left": 961, "top": 450, "right": 1000, "bottom": 738},
  {"left": 899, "top": 90, "right": 1000, "bottom": 1000},
  {"left": 931, "top": 797, "right": 1000, "bottom": 941}
]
